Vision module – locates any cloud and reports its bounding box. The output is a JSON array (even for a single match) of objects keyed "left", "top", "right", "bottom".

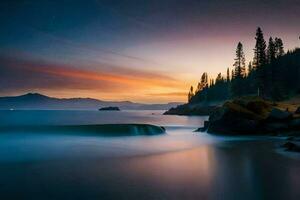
[
  {"left": 147, "top": 92, "right": 187, "bottom": 97},
  {"left": 0, "top": 53, "right": 185, "bottom": 102}
]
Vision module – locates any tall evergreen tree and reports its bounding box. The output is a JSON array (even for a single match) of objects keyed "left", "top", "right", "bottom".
[
  {"left": 253, "top": 27, "right": 267, "bottom": 97},
  {"left": 188, "top": 86, "right": 194, "bottom": 102},
  {"left": 196, "top": 72, "right": 208, "bottom": 93},
  {"left": 270, "top": 37, "right": 285, "bottom": 99},
  {"left": 248, "top": 62, "right": 253, "bottom": 74},
  {"left": 275, "top": 37, "right": 284, "bottom": 57},
  {"left": 267, "top": 37, "right": 276, "bottom": 64},
  {"left": 232, "top": 42, "right": 246, "bottom": 97},
  {"left": 233, "top": 42, "right": 246, "bottom": 78},
  {"left": 253, "top": 27, "right": 267, "bottom": 68},
  {"left": 199, "top": 73, "right": 208, "bottom": 90},
  {"left": 226, "top": 68, "right": 230, "bottom": 82},
  {"left": 216, "top": 73, "right": 222, "bottom": 83}
]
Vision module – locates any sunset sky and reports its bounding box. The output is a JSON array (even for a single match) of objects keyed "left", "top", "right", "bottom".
[{"left": 1, "top": 0, "right": 300, "bottom": 103}]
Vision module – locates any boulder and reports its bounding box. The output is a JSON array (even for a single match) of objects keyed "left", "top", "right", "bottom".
[
  {"left": 195, "top": 120, "right": 209, "bottom": 132},
  {"left": 198, "top": 96, "right": 300, "bottom": 135},
  {"left": 289, "top": 118, "right": 300, "bottom": 129},
  {"left": 207, "top": 101, "right": 261, "bottom": 134},
  {"left": 205, "top": 97, "right": 299, "bottom": 135},
  {"left": 286, "top": 136, "right": 295, "bottom": 141},
  {"left": 264, "top": 122, "right": 289, "bottom": 132},
  {"left": 295, "top": 107, "right": 300, "bottom": 114},
  {"left": 281, "top": 142, "right": 300, "bottom": 152},
  {"left": 267, "top": 108, "right": 292, "bottom": 121}
]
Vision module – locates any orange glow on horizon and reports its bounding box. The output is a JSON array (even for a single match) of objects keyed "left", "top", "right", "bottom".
[{"left": 1, "top": 55, "right": 189, "bottom": 103}]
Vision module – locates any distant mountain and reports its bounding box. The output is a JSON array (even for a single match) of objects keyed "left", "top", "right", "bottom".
[{"left": 0, "top": 93, "right": 182, "bottom": 110}]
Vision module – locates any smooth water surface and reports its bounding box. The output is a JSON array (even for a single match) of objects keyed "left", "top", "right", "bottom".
[{"left": 0, "top": 110, "right": 299, "bottom": 200}]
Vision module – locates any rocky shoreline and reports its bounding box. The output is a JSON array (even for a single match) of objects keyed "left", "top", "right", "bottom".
[
  {"left": 198, "top": 97, "right": 300, "bottom": 136},
  {"left": 163, "top": 103, "right": 217, "bottom": 116},
  {"left": 281, "top": 140, "right": 300, "bottom": 152}
]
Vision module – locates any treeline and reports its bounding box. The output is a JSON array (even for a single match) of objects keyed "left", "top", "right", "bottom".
[{"left": 188, "top": 27, "right": 300, "bottom": 104}]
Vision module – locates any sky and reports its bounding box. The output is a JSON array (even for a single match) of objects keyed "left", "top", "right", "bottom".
[{"left": 1, "top": 0, "right": 300, "bottom": 103}]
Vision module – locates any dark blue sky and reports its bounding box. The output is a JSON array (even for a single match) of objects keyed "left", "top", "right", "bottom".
[{"left": 1, "top": 0, "right": 300, "bottom": 102}]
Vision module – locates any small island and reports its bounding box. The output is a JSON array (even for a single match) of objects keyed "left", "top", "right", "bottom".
[{"left": 98, "top": 106, "right": 120, "bottom": 111}]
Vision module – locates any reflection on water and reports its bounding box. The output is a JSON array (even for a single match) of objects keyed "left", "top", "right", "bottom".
[
  {"left": 0, "top": 110, "right": 300, "bottom": 199},
  {"left": 1, "top": 140, "right": 300, "bottom": 200},
  {"left": 123, "top": 147, "right": 215, "bottom": 199}
]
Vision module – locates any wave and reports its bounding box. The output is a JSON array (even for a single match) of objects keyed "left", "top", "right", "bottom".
[{"left": 0, "top": 124, "right": 166, "bottom": 136}]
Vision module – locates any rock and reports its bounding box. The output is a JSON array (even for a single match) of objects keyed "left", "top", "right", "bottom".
[
  {"left": 287, "top": 136, "right": 295, "bottom": 141},
  {"left": 206, "top": 97, "right": 300, "bottom": 135},
  {"left": 295, "top": 107, "right": 300, "bottom": 114},
  {"left": 267, "top": 108, "right": 292, "bottom": 121},
  {"left": 99, "top": 106, "right": 120, "bottom": 111},
  {"left": 281, "top": 142, "right": 300, "bottom": 152},
  {"left": 164, "top": 104, "right": 216, "bottom": 116},
  {"left": 207, "top": 101, "right": 261, "bottom": 134},
  {"left": 289, "top": 118, "right": 300, "bottom": 129},
  {"left": 264, "top": 122, "right": 289, "bottom": 132},
  {"left": 195, "top": 120, "right": 209, "bottom": 132}
]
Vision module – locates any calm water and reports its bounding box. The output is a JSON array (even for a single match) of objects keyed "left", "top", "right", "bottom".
[{"left": 0, "top": 110, "right": 299, "bottom": 200}]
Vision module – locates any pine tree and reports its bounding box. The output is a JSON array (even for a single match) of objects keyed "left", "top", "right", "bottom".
[
  {"left": 195, "top": 72, "right": 209, "bottom": 93},
  {"left": 216, "top": 73, "right": 222, "bottom": 83},
  {"left": 253, "top": 27, "right": 267, "bottom": 97},
  {"left": 253, "top": 27, "right": 267, "bottom": 68},
  {"left": 196, "top": 82, "right": 201, "bottom": 93},
  {"left": 188, "top": 86, "right": 194, "bottom": 102},
  {"left": 248, "top": 62, "right": 253, "bottom": 74},
  {"left": 226, "top": 68, "right": 230, "bottom": 82},
  {"left": 275, "top": 37, "right": 284, "bottom": 57},
  {"left": 267, "top": 37, "right": 276, "bottom": 64},
  {"left": 197, "top": 72, "right": 208, "bottom": 91},
  {"left": 233, "top": 42, "right": 246, "bottom": 78},
  {"left": 232, "top": 42, "right": 246, "bottom": 97}
]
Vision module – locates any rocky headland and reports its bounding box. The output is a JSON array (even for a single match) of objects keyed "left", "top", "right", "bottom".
[{"left": 198, "top": 97, "right": 300, "bottom": 135}]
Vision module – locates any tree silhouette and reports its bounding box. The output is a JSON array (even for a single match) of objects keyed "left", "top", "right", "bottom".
[
  {"left": 188, "top": 86, "right": 194, "bottom": 102},
  {"left": 254, "top": 27, "right": 267, "bottom": 97},
  {"left": 186, "top": 27, "right": 299, "bottom": 104},
  {"left": 232, "top": 42, "right": 246, "bottom": 97},
  {"left": 253, "top": 27, "right": 267, "bottom": 68},
  {"left": 226, "top": 68, "right": 230, "bottom": 82},
  {"left": 234, "top": 42, "right": 246, "bottom": 78},
  {"left": 247, "top": 62, "right": 253, "bottom": 74},
  {"left": 267, "top": 37, "right": 276, "bottom": 64},
  {"left": 275, "top": 37, "right": 284, "bottom": 57}
]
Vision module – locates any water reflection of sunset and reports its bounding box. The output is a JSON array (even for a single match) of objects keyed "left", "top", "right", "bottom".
[{"left": 122, "top": 146, "right": 216, "bottom": 198}]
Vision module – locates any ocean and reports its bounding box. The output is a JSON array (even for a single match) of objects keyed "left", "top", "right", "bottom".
[{"left": 0, "top": 110, "right": 299, "bottom": 199}]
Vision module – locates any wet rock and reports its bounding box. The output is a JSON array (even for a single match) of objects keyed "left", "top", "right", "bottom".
[
  {"left": 195, "top": 121, "right": 209, "bottom": 132},
  {"left": 289, "top": 118, "right": 300, "bottom": 128},
  {"left": 286, "top": 136, "right": 295, "bottom": 141},
  {"left": 206, "top": 97, "right": 300, "bottom": 135},
  {"left": 295, "top": 107, "right": 300, "bottom": 114},
  {"left": 264, "top": 122, "right": 289, "bottom": 132},
  {"left": 207, "top": 101, "right": 261, "bottom": 134},
  {"left": 281, "top": 142, "right": 300, "bottom": 152},
  {"left": 267, "top": 108, "right": 292, "bottom": 121}
]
